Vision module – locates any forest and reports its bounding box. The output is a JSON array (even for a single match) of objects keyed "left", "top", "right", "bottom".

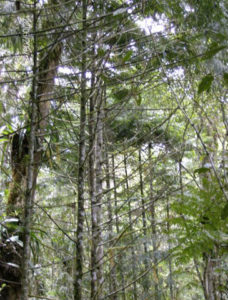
[{"left": 0, "top": 0, "right": 227, "bottom": 299}]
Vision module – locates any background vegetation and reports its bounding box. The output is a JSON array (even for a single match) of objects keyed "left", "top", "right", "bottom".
[{"left": 0, "top": 0, "right": 227, "bottom": 299}]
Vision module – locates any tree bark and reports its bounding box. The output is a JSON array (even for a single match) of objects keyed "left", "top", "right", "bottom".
[
  {"left": 138, "top": 148, "right": 150, "bottom": 296},
  {"left": 74, "top": 1, "right": 87, "bottom": 299},
  {"left": 105, "top": 150, "right": 117, "bottom": 300},
  {"left": 200, "top": 124, "right": 220, "bottom": 300},
  {"left": 123, "top": 154, "right": 137, "bottom": 300},
  {"left": 20, "top": 1, "right": 38, "bottom": 299},
  {"left": 0, "top": 1, "right": 62, "bottom": 297},
  {"left": 148, "top": 142, "right": 160, "bottom": 300},
  {"left": 112, "top": 154, "right": 126, "bottom": 300},
  {"left": 203, "top": 253, "right": 216, "bottom": 300},
  {"left": 166, "top": 198, "right": 174, "bottom": 300},
  {"left": 91, "top": 86, "right": 104, "bottom": 300}
]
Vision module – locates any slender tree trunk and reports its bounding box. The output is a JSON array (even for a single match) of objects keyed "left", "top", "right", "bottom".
[
  {"left": 200, "top": 132, "right": 220, "bottom": 300},
  {"left": 105, "top": 150, "right": 117, "bottom": 300},
  {"left": 203, "top": 254, "right": 216, "bottom": 300},
  {"left": 91, "top": 83, "right": 104, "bottom": 300},
  {"left": 148, "top": 142, "right": 160, "bottom": 300},
  {"left": 123, "top": 154, "right": 137, "bottom": 300},
  {"left": 89, "top": 31, "right": 97, "bottom": 300},
  {"left": 89, "top": 113, "right": 96, "bottom": 300},
  {"left": 74, "top": 1, "right": 87, "bottom": 299},
  {"left": 88, "top": 35, "right": 96, "bottom": 300},
  {"left": 166, "top": 198, "right": 174, "bottom": 300},
  {"left": 138, "top": 148, "right": 150, "bottom": 296},
  {"left": 112, "top": 154, "right": 126, "bottom": 300},
  {"left": 103, "top": 92, "right": 117, "bottom": 299},
  {"left": 20, "top": 2, "right": 38, "bottom": 299}
]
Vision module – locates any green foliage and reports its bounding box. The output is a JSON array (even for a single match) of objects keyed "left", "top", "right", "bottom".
[
  {"left": 202, "top": 43, "right": 227, "bottom": 60},
  {"left": 0, "top": 0, "right": 227, "bottom": 299},
  {"left": 221, "top": 203, "right": 228, "bottom": 220},
  {"left": 113, "top": 88, "right": 129, "bottom": 101},
  {"left": 193, "top": 167, "right": 210, "bottom": 174},
  {"left": 223, "top": 73, "right": 228, "bottom": 86},
  {"left": 122, "top": 50, "right": 133, "bottom": 63},
  {"left": 171, "top": 176, "right": 227, "bottom": 267},
  {"left": 198, "top": 74, "right": 214, "bottom": 94}
]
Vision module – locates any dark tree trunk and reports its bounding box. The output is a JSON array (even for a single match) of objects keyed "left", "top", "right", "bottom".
[
  {"left": 0, "top": 6, "right": 62, "bottom": 297},
  {"left": 74, "top": 1, "right": 87, "bottom": 299}
]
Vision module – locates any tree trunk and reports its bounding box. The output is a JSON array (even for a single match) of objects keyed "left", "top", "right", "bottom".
[
  {"left": 91, "top": 86, "right": 104, "bottom": 300},
  {"left": 203, "top": 253, "right": 216, "bottom": 300},
  {"left": 74, "top": 1, "right": 87, "bottom": 299},
  {"left": 138, "top": 148, "right": 150, "bottom": 296},
  {"left": 166, "top": 198, "right": 174, "bottom": 300},
  {"left": 123, "top": 154, "right": 137, "bottom": 300},
  {"left": 20, "top": 2, "right": 38, "bottom": 299},
  {"left": 0, "top": 1, "right": 62, "bottom": 297},
  {"left": 200, "top": 130, "right": 220, "bottom": 300},
  {"left": 105, "top": 150, "right": 117, "bottom": 300},
  {"left": 112, "top": 154, "right": 126, "bottom": 300},
  {"left": 148, "top": 142, "right": 160, "bottom": 300}
]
